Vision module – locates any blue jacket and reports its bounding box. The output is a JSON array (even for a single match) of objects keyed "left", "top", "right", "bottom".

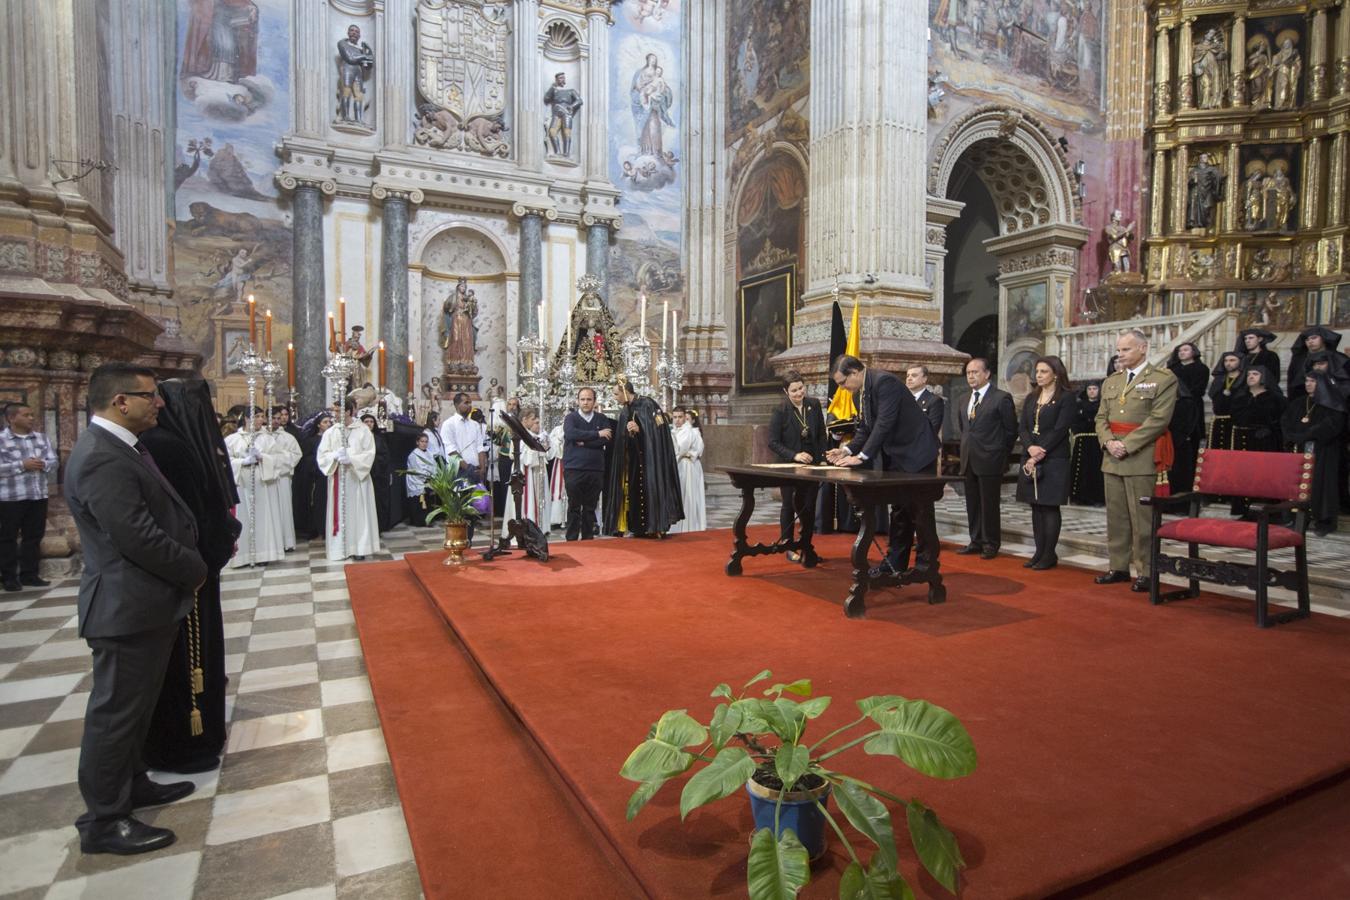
[{"left": 562, "top": 410, "right": 614, "bottom": 472}]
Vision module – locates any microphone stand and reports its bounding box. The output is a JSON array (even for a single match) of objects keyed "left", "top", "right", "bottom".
[{"left": 480, "top": 402, "right": 512, "bottom": 560}]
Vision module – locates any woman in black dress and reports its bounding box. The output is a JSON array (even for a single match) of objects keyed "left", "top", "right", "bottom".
[
  {"left": 1236, "top": 328, "right": 1280, "bottom": 379},
  {"left": 1283, "top": 372, "right": 1346, "bottom": 536},
  {"left": 1231, "top": 366, "right": 1286, "bottom": 452},
  {"left": 296, "top": 412, "right": 332, "bottom": 540},
  {"left": 1069, "top": 381, "right": 1104, "bottom": 505},
  {"left": 361, "top": 414, "right": 395, "bottom": 533},
  {"left": 767, "top": 370, "right": 827, "bottom": 560},
  {"left": 1207, "top": 351, "right": 1247, "bottom": 450},
  {"left": 1016, "top": 356, "right": 1075, "bottom": 569},
  {"left": 1167, "top": 342, "right": 1208, "bottom": 493},
  {"left": 1286, "top": 325, "right": 1349, "bottom": 399}
]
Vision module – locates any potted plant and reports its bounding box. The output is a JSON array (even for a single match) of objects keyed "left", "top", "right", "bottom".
[
  {"left": 420, "top": 456, "right": 490, "bottom": 566},
  {"left": 620, "top": 669, "right": 976, "bottom": 899}
]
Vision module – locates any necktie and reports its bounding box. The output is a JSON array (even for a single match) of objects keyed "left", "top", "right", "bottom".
[
  {"left": 1127, "top": 371, "right": 1136, "bottom": 384},
  {"left": 969, "top": 391, "right": 982, "bottom": 421}
]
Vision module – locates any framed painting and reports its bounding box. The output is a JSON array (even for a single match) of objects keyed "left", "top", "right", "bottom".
[{"left": 737, "top": 265, "right": 794, "bottom": 390}]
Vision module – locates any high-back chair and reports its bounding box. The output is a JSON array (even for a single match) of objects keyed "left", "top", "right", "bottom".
[{"left": 1141, "top": 448, "right": 1313, "bottom": 627}]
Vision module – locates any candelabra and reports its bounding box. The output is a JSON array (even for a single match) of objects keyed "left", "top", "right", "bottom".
[
  {"left": 620, "top": 331, "right": 653, "bottom": 399},
  {"left": 237, "top": 346, "right": 264, "bottom": 564},
  {"left": 321, "top": 350, "right": 359, "bottom": 559},
  {"left": 656, "top": 347, "right": 684, "bottom": 412},
  {"left": 516, "top": 333, "right": 550, "bottom": 427},
  {"left": 555, "top": 352, "right": 578, "bottom": 419}
]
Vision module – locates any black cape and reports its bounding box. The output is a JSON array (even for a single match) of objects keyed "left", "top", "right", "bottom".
[
  {"left": 1282, "top": 375, "right": 1345, "bottom": 528},
  {"left": 1068, "top": 389, "right": 1104, "bottom": 505},
  {"left": 603, "top": 395, "right": 684, "bottom": 535}
]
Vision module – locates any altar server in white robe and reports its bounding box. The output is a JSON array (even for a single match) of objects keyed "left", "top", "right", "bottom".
[
  {"left": 269, "top": 408, "right": 303, "bottom": 550},
  {"left": 669, "top": 407, "right": 707, "bottom": 533},
  {"left": 547, "top": 421, "right": 567, "bottom": 531},
  {"left": 316, "top": 401, "right": 381, "bottom": 560},
  {"left": 502, "top": 408, "right": 551, "bottom": 535},
  {"left": 226, "top": 411, "right": 287, "bottom": 567}
]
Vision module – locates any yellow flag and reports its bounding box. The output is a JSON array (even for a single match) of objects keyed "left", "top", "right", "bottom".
[{"left": 826, "top": 301, "right": 860, "bottom": 421}]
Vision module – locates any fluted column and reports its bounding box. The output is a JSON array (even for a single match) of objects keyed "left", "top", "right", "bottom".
[
  {"left": 1171, "top": 146, "right": 1189, "bottom": 234},
  {"left": 1153, "top": 24, "right": 1173, "bottom": 118},
  {"left": 374, "top": 187, "right": 421, "bottom": 398},
  {"left": 293, "top": 0, "right": 325, "bottom": 136},
  {"left": 1311, "top": 8, "right": 1330, "bottom": 102},
  {"left": 1177, "top": 18, "right": 1195, "bottom": 110},
  {"left": 1329, "top": 131, "right": 1348, "bottom": 227},
  {"left": 279, "top": 176, "right": 336, "bottom": 413},
  {"left": 1230, "top": 16, "right": 1247, "bottom": 107},
  {"left": 584, "top": 5, "right": 612, "bottom": 181},
  {"left": 1302, "top": 138, "right": 1322, "bottom": 230},
  {"left": 515, "top": 0, "right": 542, "bottom": 170},
  {"left": 807, "top": 0, "right": 928, "bottom": 303},
  {"left": 1223, "top": 143, "right": 1241, "bottom": 232},
  {"left": 379, "top": 2, "right": 412, "bottom": 143}
]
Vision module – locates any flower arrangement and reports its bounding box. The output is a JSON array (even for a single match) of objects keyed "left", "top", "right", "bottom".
[{"left": 421, "top": 456, "right": 490, "bottom": 525}]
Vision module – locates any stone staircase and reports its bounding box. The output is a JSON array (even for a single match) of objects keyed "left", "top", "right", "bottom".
[{"left": 1047, "top": 307, "right": 1239, "bottom": 381}]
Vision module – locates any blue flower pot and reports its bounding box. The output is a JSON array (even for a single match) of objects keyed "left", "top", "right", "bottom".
[{"left": 745, "top": 776, "right": 832, "bottom": 861}]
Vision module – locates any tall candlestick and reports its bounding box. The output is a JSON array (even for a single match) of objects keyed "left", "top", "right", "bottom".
[
  {"left": 537, "top": 302, "right": 545, "bottom": 341},
  {"left": 639, "top": 292, "right": 647, "bottom": 337},
  {"left": 264, "top": 309, "right": 273, "bottom": 354},
  {"left": 407, "top": 355, "right": 414, "bottom": 390},
  {"left": 567, "top": 309, "right": 573, "bottom": 350},
  {"left": 673, "top": 311, "right": 679, "bottom": 354},
  {"left": 287, "top": 342, "right": 295, "bottom": 387},
  {"left": 338, "top": 296, "right": 346, "bottom": 336},
  {"left": 247, "top": 295, "right": 257, "bottom": 345},
  {"left": 662, "top": 300, "right": 669, "bottom": 349},
  {"left": 328, "top": 313, "right": 336, "bottom": 352},
  {"left": 377, "top": 341, "right": 386, "bottom": 388}
]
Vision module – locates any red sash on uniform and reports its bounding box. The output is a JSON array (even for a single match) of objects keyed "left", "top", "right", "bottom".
[{"left": 1109, "top": 421, "right": 1174, "bottom": 496}]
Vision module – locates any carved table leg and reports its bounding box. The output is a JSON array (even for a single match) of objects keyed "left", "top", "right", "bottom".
[
  {"left": 725, "top": 484, "right": 756, "bottom": 576},
  {"left": 845, "top": 500, "right": 876, "bottom": 618}
]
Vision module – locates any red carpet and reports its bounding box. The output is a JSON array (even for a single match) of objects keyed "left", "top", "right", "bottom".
[{"left": 351, "top": 527, "right": 1350, "bottom": 898}]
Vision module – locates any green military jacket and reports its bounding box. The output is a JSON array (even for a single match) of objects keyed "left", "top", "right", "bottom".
[{"left": 1094, "top": 362, "right": 1178, "bottom": 477}]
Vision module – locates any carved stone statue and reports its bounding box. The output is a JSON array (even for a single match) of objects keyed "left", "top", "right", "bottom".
[
  {"left": 1186, "top": 153, "right": 1225, "bottom": 230},
  {"left": 1246, "top": 35, "right": 1273, "bottom": 110},
  {"left": 1104, "top": 209, "right": 1135, "bottom": 273},
  {"left": 543, "top": 72, "right": 583, "bottom": 158},
  {"left": 440, "top": 277, "right": 479, "bottom": 374},
  {"left": 335, "top": 25, "right": 374, "bottom": 128},
  {"left": 1192, "top": 27, "right": 1228, "bottom": 109},
  {"left": 1242, "top": 167, "right": 1266, "bottom": 231},
  {"left": 1271, "top": 37, "right": 1301, "bottom": 110},
  {"left": 1263, "top": 164, "right": 1296, "bottom": 230}
]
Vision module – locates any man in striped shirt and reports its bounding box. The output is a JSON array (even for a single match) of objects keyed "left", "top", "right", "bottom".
[{"left": 0, "top": 403, "right": 59, "bottom": 591}]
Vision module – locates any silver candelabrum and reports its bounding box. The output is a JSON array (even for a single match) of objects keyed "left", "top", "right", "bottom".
[
  {"left": 321, "top": 349, "right": 359, "bottom": 559},
  {"left": 515, "top": 333, "right": 550, "bottom": 428},
  {"left": 620, "top": 330, "right": 653, "bottom": 399},
  {"left": 656, "top": 347, "right": 684, "bottom": 412}
]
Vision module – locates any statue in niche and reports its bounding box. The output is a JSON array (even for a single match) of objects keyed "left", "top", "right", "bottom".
[
  {"left": 1192, "top": 27, "right": 1228, "bottom": 109},
  {"left": 1263, "top": 162, "right": 1296, "bottom": 230},
  {"left": 1271, "top": 36, "right": 1302, "bottom": 110},
  {"left": 440, "top": 277, "right": 479, "bottom": 373},
  {"left": 1242, "top": 164, "right": 1266, "bottom": 230},
  {"left": 1186, "top": 153, "right": 1225, "bottom": 230},
  {"left": 1103, "top": 209, "right": 1135, "bottom": 274},
  {"left": 335, "top": 24, "right": 375, "bottom": 128},
  {"left": 543, "top": 72, "right": 583, "bottom": 158},
  {"left": 1246, "top": 35, "right": 1274, "bottom": 110}
]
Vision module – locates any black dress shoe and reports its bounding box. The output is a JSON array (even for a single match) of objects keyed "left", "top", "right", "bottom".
[
  {"left": 18, "top": 575, "right": 50, "bottom": 587},
  {"left": 131, "top": 777, "right": 195, "bottom": 809},
  {"left": 1022, "top": 558, "right": 1038, "bottom": 568},
  {"left": 955, "top": 544, "right": 981, "bottom": 555},
  {"left": 2, "top": 579, "right": 19, "bottom": 592},
  {"left": 80, "top": 816, "right": 176, "bottom": 855},
  {"left": 1030, "top": 557, "right": 1057, "bottom": 570},
  {"left": 1094, "top": 570, "right": 1130, "bottom": 585},
  {"left": 1131, "top": 576, "right": 1150, "bottom": 593},
  {"left": 980, "top": 548, "right": 998, "bottom": 560}
]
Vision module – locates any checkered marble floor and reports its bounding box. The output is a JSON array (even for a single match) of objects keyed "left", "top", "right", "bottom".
[{"left": 4, "top": 496, "right": 1348, "bottom": 898}]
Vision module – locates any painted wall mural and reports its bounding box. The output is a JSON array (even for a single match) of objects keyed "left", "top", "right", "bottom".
[
  {"left": 726, "top": 0, "right": 809, "bottom": 136},
  {"left": 608, "top": 0, "right": 684, "bottom": 337},
  {"left": 173, "top": 0, "right": 293, "bottom": 394}
]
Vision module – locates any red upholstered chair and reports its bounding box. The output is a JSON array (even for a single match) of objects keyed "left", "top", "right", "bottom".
[{"left": 1142, "top": 448, "right": 1313, "bottom": 627}]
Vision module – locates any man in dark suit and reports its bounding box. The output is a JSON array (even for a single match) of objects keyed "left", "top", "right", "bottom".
[
  {"left": 826, "top": 355, "right": 941, "bottom": 576},
  {"left": 561, "top": 387, "right": 613, "bottom": 540},
  {"left": 65, "top": 363, "right": 207, "bottom": 855},
  {"left": 957, "top": 357, "right": 1017, "bottom": 559},
  {"left": 905, "top": 365, "right": 946, "bottom": 439}
]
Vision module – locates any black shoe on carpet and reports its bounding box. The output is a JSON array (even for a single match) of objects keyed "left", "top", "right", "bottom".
[
  {"left": 956, "top": 544, "right": 981, "bottom": 555},
  {"left": 80, "top": 817, "right": 176, "bottom": 856},
  {"left": 1094, "top": 570, "right": 1130, "bottom": 585},
  {"left": 1131, "top": 577, "right": 1150, "bottom": 593},
  {"left": 980, "top": 548, "right": 998, "bottom": 560}
]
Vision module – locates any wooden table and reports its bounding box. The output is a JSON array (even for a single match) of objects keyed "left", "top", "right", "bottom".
[{"left": 720, "top": 464, "right": 954, "bottom": 618}]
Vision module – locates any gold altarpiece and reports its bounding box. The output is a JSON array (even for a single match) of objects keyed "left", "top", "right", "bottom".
[{"left": 1142, "top": 0, "right": 1350, "bottom": 328}]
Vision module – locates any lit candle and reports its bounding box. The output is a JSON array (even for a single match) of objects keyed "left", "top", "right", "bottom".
[
  {"left": 247, "top": 295, "right": 256, "bottom": 345},
  {"left": 287, "top": 342, "right": 295, "bottom": 387},
  {"left": 338, "top": 296, "right": 346, "bottom": 336},
  {"left": 407, "top": 355, "right": 414, "bottom": 390},
  {"left": 378, "top": 341, "right": 386, "bottom": 388},
  {"left": 639, "top": 292, "right": 647, "bottom": 337},
  {"left": 662, "top": 300, "right": 669, "bottom": 349},
  {"left": 567, "top": 308, "right": 573, "bottom": 350},
  {"left": 264, "top": 309, "right": 273, "bottom": 354},
  {"left": 673, "top": 310, "right": 680, "bottom": 354},
  {"left": 328, "top": 312, "right": 336, "bottom": 352}
]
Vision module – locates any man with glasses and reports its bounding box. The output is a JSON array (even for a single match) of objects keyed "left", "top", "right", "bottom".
[
  {"left": 64, "top": 363, "right": 207, "bottom": 855},
  {"left": 0, "top": 402, "right": 58, "bottom": 591}
]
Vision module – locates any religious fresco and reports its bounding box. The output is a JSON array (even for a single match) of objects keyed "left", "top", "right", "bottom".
[
  {"left": 726, "top": 0, "right": 810, "bottom": 135},
  {"left": 1237, "top": 289, "right": 1304, "bottom": 332},
  {"left": 608, "top": 0, "right": 685, "bottom": 337},
  {"left": 1003, "top": 281, "right": 1047, "bottom": 398},
  {"left": 173, "top": 0, "right": 293, "bottom": 382}
]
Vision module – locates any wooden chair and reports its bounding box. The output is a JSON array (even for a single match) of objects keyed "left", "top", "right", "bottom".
[{"left": 1141, "top": 448, "right": 1313, "bottom": 628}]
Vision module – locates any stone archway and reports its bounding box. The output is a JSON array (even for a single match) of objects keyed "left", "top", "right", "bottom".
[{"left": 926, "top": 106, "right": 1089, "bottom": 401}]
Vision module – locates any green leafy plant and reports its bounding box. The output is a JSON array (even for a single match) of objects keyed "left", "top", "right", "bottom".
[
  {"left": 620, "top": 669, "right": 977, "bottom": 899},
  {"left": 411, "top": 456, "right": 490, "bottom": 525}
]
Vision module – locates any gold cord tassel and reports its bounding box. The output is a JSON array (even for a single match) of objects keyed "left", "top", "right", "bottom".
[
  {"left": 186, "top": 589, "right": 206, "bottom": 737},
  {"left": 190, "top": 707, "right": 203, "bottom": 736},
  {"left": 192, "top": 667, "right": 205, "bottom": 695}
]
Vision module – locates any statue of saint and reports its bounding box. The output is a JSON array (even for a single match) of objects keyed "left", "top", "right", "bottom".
[
  {"left": 1104, "top": 209, "right": 1135, "bottom": 273},
  {"left": 543, "top": 72, "right": 583, "bottom": 157},
  {"left": 1271, "top": 38, "right": 1301, "bottom": 110},
  {"left": 336, "top": 25, "right": 375, "bottom": 126},
  {"left": 1263, "top": 165, "right": 1296, "bottom": 230},
  {"left": 439, "top": 277, "right": 479, "bottom": 372},
  {"left": 1246, "top": 36, "right": 1273, "bottom": 110},
  {"left": 1242, "top": 168, "right": 1266, "bottom": 231},
  {"left": 1186, "top": 153, "right": 1225, "bottom": 230},
  {"left": 1192, "top": 28, "right": 1228, "bottom": 109}
]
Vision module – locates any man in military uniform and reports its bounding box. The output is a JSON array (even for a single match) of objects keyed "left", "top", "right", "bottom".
[
  {"left": 1093, "top": 329, "right": 1178, "bottom": 592},
  {"left": 544, "top": 72, "right": 583, "bottom": 157}
]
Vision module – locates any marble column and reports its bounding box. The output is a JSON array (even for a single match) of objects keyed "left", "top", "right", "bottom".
[
  {"left": 1230, "top": 16, "right": 1247, "bottom": 107},
  {"left": 374, "top": 187, "right": 421, "bottom": 398},
  {"left": 280, "top": 175, "right": 336, "bottom": 414},
  {"left": 515, "top": 205, "right": 548, "bottom": 340},
  {"left": 583, "top": 218, "right": 612, "bottom": 303}
]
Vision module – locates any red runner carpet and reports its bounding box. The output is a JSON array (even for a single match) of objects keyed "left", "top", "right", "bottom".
[{"left": 350, "top": 528, "right": 1350, "bottom": 898}]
